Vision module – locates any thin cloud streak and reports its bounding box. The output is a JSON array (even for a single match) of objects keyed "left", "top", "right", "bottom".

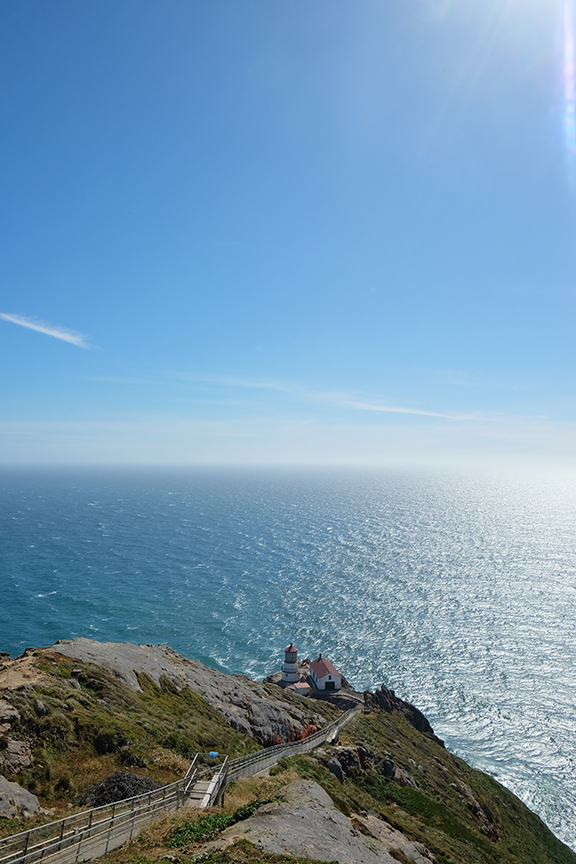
[
  {"left": 0, "top": 313, "right": 91, "bottom": 348},
  {"left": 346, "top": 400, "right": 468, "bottom": 420},
  {"left": 193, "top": 373, "right": 470, "bottom": 420},
  {"left": 92, "top": 370, "right": 510, "bottom": 424}
]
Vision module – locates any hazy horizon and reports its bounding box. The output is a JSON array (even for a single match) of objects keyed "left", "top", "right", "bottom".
[{"left": 1, "top": 1, "right": 575, "bottom": 468}]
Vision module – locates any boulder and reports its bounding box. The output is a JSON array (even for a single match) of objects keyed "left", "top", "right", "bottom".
[
  {"left": 0, "top": 740, "right": 32, "bottom": 774},
  {"left": 0, "top": 775, "right": 50, "bottom": 818},
  {"left": 0, "top": 700, "right": 20, "bottom": 724},
  {"left": 34, "top": 700, "right": 47, "bottom": 717},
  {"left": 201, "top": 779, "right": 423, "bottom": 863},
  {"left": 327, "top": 757, "right": 345, "bottom": 783}
]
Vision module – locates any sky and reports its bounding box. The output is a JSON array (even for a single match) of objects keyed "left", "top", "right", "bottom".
[{"left": 1, "top": 0, "right": 576, "bottom": 468}]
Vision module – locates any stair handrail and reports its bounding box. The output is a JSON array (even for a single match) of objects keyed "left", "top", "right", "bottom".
[{"left": 0, "top": 706, "right": 360, "bottom": 864}]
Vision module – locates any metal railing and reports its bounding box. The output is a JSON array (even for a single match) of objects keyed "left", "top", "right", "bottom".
[
  {"left": 226, "top": 706, "right": 360, "bottom": 782},
  {"left": 199, "top": 757, "right": 229, "bottom": 809},
  {"left": 0, "top": 777, "right": 191, "bottom": 864},
  {"left": 0, "top": 706, "right": 359, "bottom": 864}
]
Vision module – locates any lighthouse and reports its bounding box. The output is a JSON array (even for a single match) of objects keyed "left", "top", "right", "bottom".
[{"left": 281, "top": 642, "right": 300, "bottom": 683}]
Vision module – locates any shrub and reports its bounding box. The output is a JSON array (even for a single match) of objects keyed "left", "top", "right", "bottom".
[{"left": 167, "top": 799, "right": 276, "bottom": 846}]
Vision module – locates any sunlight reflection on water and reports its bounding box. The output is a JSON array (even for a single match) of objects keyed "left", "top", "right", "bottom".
[{"left": 1, "top": 467, "right": 575, "bottom": 848}]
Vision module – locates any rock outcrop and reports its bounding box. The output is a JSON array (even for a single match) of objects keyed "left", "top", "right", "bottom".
[
  {"left": 364, "top": 684, "right": 444, "bottom": 746},
  {"left": 334, "top": 744, "right": 419, "bottom": 789},
  {"left": 0, "top": 775, "right": 50, "bottom": 819},
  {"left": 201, "top": 779, "right": 436, "bottom": 864},
  {"left": 350, "top": 813, "right": 437, "bottom": 864},
  {"left": 50, "top": 638, "right": 327, "bottom": 747},
  {"left": 0, "top": 698, "right": 32, "bottom": 774}
]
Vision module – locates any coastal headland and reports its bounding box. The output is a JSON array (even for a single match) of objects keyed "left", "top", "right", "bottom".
[{"left": 1, "top": 638, "right": 575, "bottom": 864}]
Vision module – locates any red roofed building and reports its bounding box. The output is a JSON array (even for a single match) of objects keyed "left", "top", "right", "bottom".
[{"left": 310, "top": 654, "right": 342, "bottom": 692}]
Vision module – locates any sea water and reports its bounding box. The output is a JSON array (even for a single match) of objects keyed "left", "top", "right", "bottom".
[{"left": 1, "top": 467, "right": 575, "bottom": 849}]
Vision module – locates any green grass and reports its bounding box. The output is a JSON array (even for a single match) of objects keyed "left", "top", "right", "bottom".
[
  {"left": 1, "top": 652, "right": 261, "bottom": 817},
  {"left": 3, "top": 651, "right": 576, "bottom": 864},
  {"left": 167, "top": 799, "right": 277, "bottom": 846},
  {"left": 265, "top": 711, "right": 576, "bottom": 864}
]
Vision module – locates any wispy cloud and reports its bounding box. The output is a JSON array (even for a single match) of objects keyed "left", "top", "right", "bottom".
[
  {"left": 345, "top": 400, "right": 468, "bottom": 420},
  {"left": 84, "top": 370, "right": 515, "bottom": 424},
  {"left": 0, "top": 313, "right": 91, "bottom": 348},
  {"left": 192, "top": 374, "right": 468, "bottom": 420}
]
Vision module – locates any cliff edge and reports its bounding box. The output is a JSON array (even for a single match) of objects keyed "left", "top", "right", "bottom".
[{"left": 1, "top": 639, "right": 575, "bottom": 864}]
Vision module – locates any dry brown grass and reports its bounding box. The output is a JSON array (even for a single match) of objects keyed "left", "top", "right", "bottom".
[
  {"left": 98, "top": 771, "right": 302, "bottom": 864},
  {"left": 221, "top": 769, "right": 300, "bottom": 812}
]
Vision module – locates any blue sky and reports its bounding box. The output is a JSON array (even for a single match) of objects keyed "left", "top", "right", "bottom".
[{"left": 1, "top": 0, "right": 575, "bottom": 467}]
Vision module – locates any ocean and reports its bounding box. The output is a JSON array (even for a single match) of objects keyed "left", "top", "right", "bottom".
[{"left": 1, "top": 466, "right": 575, "bottom": 849}]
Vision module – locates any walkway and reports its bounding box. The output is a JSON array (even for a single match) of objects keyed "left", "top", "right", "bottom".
[{"left": 0, "top": 708, "right": 360, "bottom": 864}]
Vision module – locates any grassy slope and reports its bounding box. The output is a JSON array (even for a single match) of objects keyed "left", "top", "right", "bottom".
[
  {"left": 0, "top": 649, "right": 337, "bottom": 836},
  {"left": 98, "top": 711, "right": 575, "bottom": 864},
  {"left": 1, "top": 651, "right": 574, "bottom": 864},
  {"left": 280, "top": 710, "right": 576, "bottom": 864}
]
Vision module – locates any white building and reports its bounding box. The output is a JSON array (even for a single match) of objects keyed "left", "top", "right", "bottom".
[
  {"left": 281, "top": 642, "right": 300, "bottom": 683},
  {"left": 310, "top": 655, "right": 342, "bottom": 692}
]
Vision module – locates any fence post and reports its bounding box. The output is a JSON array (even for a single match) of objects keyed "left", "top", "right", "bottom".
[
  {"left": 59, "top": 819, "right": 66, "bottom": 850},
  {"left": 129, "top": 793, "right": 136, "bottom": 840},
  {"left": 104, "top": 803, "right": 116, "bottom": 855}
]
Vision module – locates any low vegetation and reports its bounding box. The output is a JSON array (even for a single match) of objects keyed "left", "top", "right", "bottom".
[
  {"left": 105, "top": 838, "right": 334, "bottom": 864},
  {"left": 167, "top": 799, "right": 279, "bottom": 846},
  {"left": 1, "top": 650, "right": 575, "bottom": 864},
  {"left": 93, "top": 711, "right": 575, "bottom": 864},
  {"left": 1, "top": 650, "right": 260, "bottom": 820}
]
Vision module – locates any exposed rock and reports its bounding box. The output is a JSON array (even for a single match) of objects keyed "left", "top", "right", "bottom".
[
  {"left": 452, "top": 779, "right": 499, "bottom": 840},
  {"left": 333, "top": 745, "right": 418, "bottom": 790},
  {"left": 364, "top": 685, "right": 444, "bottom": 747},
  {"left": 382, "top": 754, "right": 395, "bottom": 779},
  {"left": 0, "top": 700, "right": 20, "bottom": 724},
  {"left": 202, "top": 779, "right": 412, "bottom": 863},
  {"left": 0, "top": 739, "right": 32, "bottom": 774},
  {"left": 79, "top": 771, "right": 161, "bottom": 807},
  {"left": 34, "top": 699, "right": 47, "bottom": 717},
  {"left": 0, "top": 652, "right": 47, "bottom": 690},
  {"left": 0, "top": 775, "right": 50, "bottom": 818},
  {"left": 50, "top": 638, "right": 328, "bottom": 747},
  {"left": 336, "top": 746, "right": 361, "bottom": 771},
  {"left": 351, "top": 812, "right": 437, "bottom": 864},
  {"left": 327, "top": 757, "right": 345, "bottom": 783},
  {"left": 394, "top": 767, "right": 418, "bottom": 789}
]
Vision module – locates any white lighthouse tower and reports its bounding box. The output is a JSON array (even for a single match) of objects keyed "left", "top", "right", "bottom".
[{"left": 281, "top": 642, "right": 299, "bottom": 683}]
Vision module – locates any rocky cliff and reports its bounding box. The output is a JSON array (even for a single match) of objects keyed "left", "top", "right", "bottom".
[
  {"left": 50, "top": 638, "right": 333, "bottom": 746},
  {"left": 0, "top": 639, "right": 575, "bottom": 864}
]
